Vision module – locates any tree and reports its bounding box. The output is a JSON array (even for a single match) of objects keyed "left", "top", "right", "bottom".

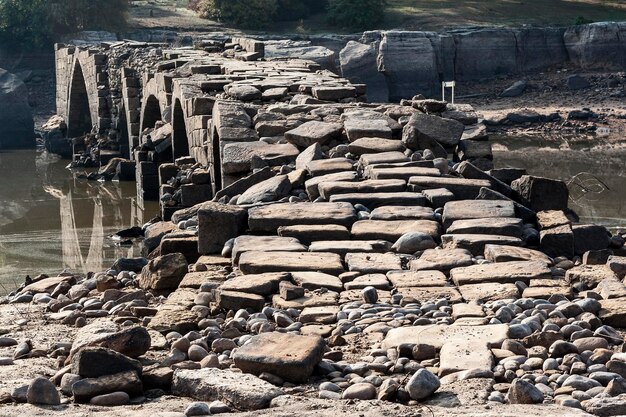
[
  {"left": 0, "top": 0, "right": 51, "bottom": 49},
  {"left": 327, "top": 0, "right": 385, "bottom": 30}
]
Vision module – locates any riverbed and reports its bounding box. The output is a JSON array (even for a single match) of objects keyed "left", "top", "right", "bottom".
[{"left": 0, "top": 136, "right": 624, "bottom": 294}]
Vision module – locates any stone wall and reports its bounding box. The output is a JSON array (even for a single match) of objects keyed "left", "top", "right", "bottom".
[{"left": 341, "top": 22, "right": 626, "bottom": 101}]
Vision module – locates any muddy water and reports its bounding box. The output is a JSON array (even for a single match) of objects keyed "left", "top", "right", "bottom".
[
  {"left": 0, "top": 136, "right": 625, "bottom": 294},
  {"left": 491, "top": 134, "right": 626, "bottom": 229},
  {"left": 0, "top": 150, "right": 159, "bottom": 294}
]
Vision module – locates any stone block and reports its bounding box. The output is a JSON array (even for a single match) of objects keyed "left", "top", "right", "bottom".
[{"left": 198, "top": 202, "right": 248, "bottom": 255}]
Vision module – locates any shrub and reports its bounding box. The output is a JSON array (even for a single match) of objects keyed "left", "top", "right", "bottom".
[
  {"left": 327, "top": 0, "right": 385, "bottom": 30},
  {"left": 193, "top": 0, "right": 277, "bottom": 29},
  {"left": 0, "top": 0, "right": 128, "bottom": 50}
]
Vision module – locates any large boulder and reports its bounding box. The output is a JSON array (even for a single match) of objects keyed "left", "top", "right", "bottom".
[
  {"left": 0, "top": 68, "right": 35, "bottom": 149},
  {"left": 339, "top": 41, "right": 389, "bottom": 102},
  {"left": 564, "top": 22, "right": 626, "bottom": 70},
  {"left": 377, "top": 31, "right": 441, "bottom": 100},
  {"left": 139, "top": 253, "right": 188, "bottom": 292}
]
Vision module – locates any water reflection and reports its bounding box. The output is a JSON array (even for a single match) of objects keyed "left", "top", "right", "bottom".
[
  {"left": 0, "top": 150, "right": 159, "bottom": 293},
  {"left": 491, "top": 135, "right": 626, "bottom": 229}
]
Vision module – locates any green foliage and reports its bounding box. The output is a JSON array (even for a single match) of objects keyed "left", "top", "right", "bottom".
[
  {"left": 0, "top": 0, "right": 51, "bottom": 48},
  {"left": 575, "top": 15, "right": 594, "bottom": 25},
  {"left": 195, "top": 0, "right": 277, "bottom": 29},
  {"left": 327, "top": 0, "right": 385, "bottom": 30},
  {"left": 0, "top": 0, "right": 128, "bottom": 50}
]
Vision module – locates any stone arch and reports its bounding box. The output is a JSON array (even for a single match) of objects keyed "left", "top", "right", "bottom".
[
  {"left": 66, "top": 60, "right": 93, "bottom": 137},
  {"left": 141, "top": 95, "right": 163, "bottom": 131},
  {"left": 172, "top": 99, "right": 190, "bottom": 159}
]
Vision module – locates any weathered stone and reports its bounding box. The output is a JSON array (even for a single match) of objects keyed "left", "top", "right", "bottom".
[
  {"left": 442, "top": 200, "right": 516, "bottom": 228},
  {"left": 237, "top": 175, "right": 291, "bottom": 205},
  {"left": 239, "top": 251, "right": 344, "bottom": 275},
  {"left": 26, "top": 377, "right": 60, "bottom": 405},
  {"left": 573, "top": 224, "right": 610, "bottom": 255},
  {"left": 348, "top": 137, "right": 405, "bottom": 155},
  {"left": 410, "top": 248, "right": 473, "bottom": 273},
  {"left": 511, "top": 175, "right": 569, "bottom": 212},
  {"left": 309, "top": 240, "right": 390, "bottom": 256},
  {"left": 351, "top": 220, "right": 440, "bottom": 241},
  {"left": 216, "top": 290, "right": 265, "bottom": 312},
  {"left": 439, "top": 342, "right": 493, "bottom": 377},
  {"left": 319, "top": 179, "right": 406, "bottom": 200},
  {"left": 459, "top": 283, "right": 520, "bottom": 302},
  {"left": 536, "top": 210, "right": 571, "bottom": 229},
  {"left": 387, "top": 270, "right": 447, "bottom": 287},
  {"left": 370, "top": 206, "right": 435, "bottom": 221},
  {"left": 149, "top": 288, "right": 198, "bottom": 334},
  {"left": 330, "top": 191, "right": 427, "bottom": 209},
  {"left": 70, "top": 323, "right": 151, "bottom": 359},
  {"left": 403, "top": 113, "right": 464, "bottom": 149},
  {"left": 398, "top": 286, "right": 463, "bottom": 304},
  {"left": 172, "top": 368, "right": 283, "bottom": 410},
  {"left": 72, "top": 370, "right": 142, "bottom": 402},
  {"left": 306, "top": 158, "right": 354, "bottom": 176},
  {"left": 446, "top": 218, "right": 523, "bottom": 237},
  {"left": 406, "top": 369, "right": 440, "bottom": 400},
  {"left": 484, "top": 244, "right": 553, "bottom": 264},
  {"left": 197, "top": 202, "right": 248, "bottom": 255},
  {"left": 450, "top": 261, "right": 551, "bottom": 286},
  {"left": 540, "top": 224, "right": 575, "bottom": 258},
  {"left": 508, "top": 379, "right": 544, "bottom": 404},
  {"left": 408, "top": 176, "right": 492, "bottom": 200},
  {"left": 232, "top": 235, "right": 307, "bottom": 264},
  {"left": 220, "top": 272, "right": 290, "bottom": 296},
  {"left": 233, "top": 333, "right": 325, "bottom": 383},
  {"left": 284, "top": 121, "right": 343, "bottom": 147},
  {"left": 346, "top": 253, "right": 402, "bottom": 273},
  {"left": 383, "top": 324, "right": 509, "bottom": 350},
  {"left": 442, "top": 234, "right": 522, "bottom": 255},
  {"left": 71, "top": 347, "right": 142, "bottom": 379},
  {"left": 277, "top": 224, "right": 350, "bottom": 245},
  {"left": 248, "top": 202, "right": 356, "bottom": 233},
  {"left": 139, "top": 253, "right": 188, "bottom": 292}
]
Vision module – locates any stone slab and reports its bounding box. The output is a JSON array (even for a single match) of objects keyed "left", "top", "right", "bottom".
[
  {"left": 232, "top": 235, "right": 307, "bottom": 264},
  {"left": 239, "top": 251, "right": 345, "bottom": 275},
  {"left": 410, "top": 249, "right": 474, "bottom": 273},
  {"left": 367, "top": 167, "right": 441, "bottom": 181},
  {"left": 308, "top": 240, "right": 391, "bottom": 257},
  {"left": 442, "top": 200, "right": 516, "bottom": 228},
  {"left": 277, "top": 224, "right": 350, "bottom": 245},
  {"left": 319, "top": 179, "right": 406, "bottom": 200},
  {"left": 330, "top": 192, "right": 427, "bottom": 209},
  {"left": 446, "top": 218, "right": 523, "bottom": 237},
  {"left": 291, "top": 271, "right": 343, "bottom": 292},
  {"left": 248, "top": 202, "right": 356, "bottom": 233},
  {"left": 370, "top": 206, "right": 435, "bottom": 221},
  {"left": 387, "top": 270, "right": 448, "bottom": 288},
  {"left": 408, "top": 176, "right": 492, "bottom": 199},
  {"left": 382, "top": 324, "right": 509, "bottom": 350},
  {"left": 484, "top": 245, "right": 553, "bottom": 265},
  {"left": 458, "top": 283, "right": 520, "bottom": 303},
  {"left": 345, "top": 253, "right": 402, "bottom": 273},
  {"left": 450, "top": 261, "right": 551, "bottom": 286},
  {"left": 398, "top": 286, "right": 463, "bottom": 304},
  {"left": 439, "top": 342, "right": 493, "bottom": 377},
  {"left": 351, "top": 220, "right": 440, "bottom": 241},
  {"left": 272, "top": 291, "right": 339, "bottom": 309},
  {"left": 442, "top": 234, "right": 522, "bottom": 256}
]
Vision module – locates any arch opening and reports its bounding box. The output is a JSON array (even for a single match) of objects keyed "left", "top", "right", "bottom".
[
  {"left": 67, "top": 60, "right": 93, "bottom": 138},
  {"left": 141, "top": 95, "right": 162, "bottom": 132},
  {"left": 172, "top": 99, "right": 190, "bottom": 160}
]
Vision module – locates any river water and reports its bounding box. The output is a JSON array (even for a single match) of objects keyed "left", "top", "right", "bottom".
[
  {"left": 0, "top": 135, "right": 625, "bottom": 293},
  {"left": 0, "top": 150, "right": 159, "bottom": 294}
]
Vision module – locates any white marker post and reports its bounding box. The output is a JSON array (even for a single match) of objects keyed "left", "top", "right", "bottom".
[{"left": 442, "top": 81, "right": 455, "bottom": 104}]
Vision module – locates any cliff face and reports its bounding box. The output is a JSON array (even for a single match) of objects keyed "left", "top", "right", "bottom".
[{"left": 341, "top": 22, "right": 626, "bottom": 101}]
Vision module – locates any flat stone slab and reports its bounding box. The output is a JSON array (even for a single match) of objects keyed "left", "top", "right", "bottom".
[
  {"left": 216, "top": 290, "right": 265, "bottom": 311},
  {"left": 248, "top": 202, "right": 356, "bottom": 233},
  {"left": 330, "top": 192, "right": 427, "bottom": 209},
  {"left": 484, "top": 244, "right": 553, "bottom": 265},
  {"left": 565, "top": 265, "right": 618, "bottom": 287},
  {"left": 291, "top": 272, "right": 343, "bottom": 292},
  {"left": 452, "top": 303, "right": 486, "bottom": 319},
  {"left": 367, "top": 167, "right": 441, "bottom": 181},
  {"left": 319, "top": 179, "right": 406, "bottom": 200},
  {"left": 277, "top": 224, "right": 350, "bottom": 245},
  {"left": 442, "top": 200, "right": 516, "bottom": 228},
  {"left": 149, "top": 288, "right": 198, "bottom": 334},
  {"left": 306, "top": 158, "right": 354, "bottom": 176},
  {"left": 387, "top": 270, "right": 448, "bottom": 288},
  {"left": 239, "top": 251, "right": 345, "bottom": 275},
  {"left": 344, "top": 274, "right": 391, "bottom": 290},
  {"left": 339, "top": 289, "right": 392, "bottom": 304},
  {"left": 442, "top": 234, "right": 522, "bottom": 256},
  {"left": 346, "top": 253, "right": 402, "bottom": 273},
  {"left": 284, "top": 121, "right": 343, "bottom": 147},
  {"left": 439, "top": 342, "right": 493, "bottom": 377},
  {"left": 408, "top": 176, "right": 492, "bottom": 200},
  {"left": 522, "top": 286, "right": 573, "bottom": 299},
  {"left": 450, "top": 261, "right": 552, "bottom": 286},
  {"left": 358, "top": 151, "right": 409, "bottom": 168},
  {"left": 597, "top": 278, "right": 626, "bottom": 299},
  {"left": 348, "top": 137, "right": 405, "bottom": 155},
  {"left": 272, "top": 291, "right": 339, "bottom": 309},
  {"left": 599, "top": 298, "right": 626, "bottom": 328},
  {"left": 233, "top": 332, "right": 325, "bottom": 383},
  {"left": 370, "top": 206, "right": 435, "bottom": 221},
  {"left": 308, "top": 240, "right": 390, "bottom": 257},
  {"left": 305, "top": 171, "right": 358, "bottom": 200},
  {"left": 410, "top": 249, "right": 474, "bottom": 273},
  {"left": 220, "top": 272, "right": 290, "bottom": 296},
  {"left": 398, "top": 286, "right": 463, "bottom": 304},
  {"left": 179, "top": 270, "right": 227, "bottom": 289},
  {"left": 351, "top": 220, "right": 440, "bottom": 241},
  {"left": 232, "top": 235, "right": 307, "bottom": 264},
  {"left": 172, "top": 368, "right": 284, "bottom": 410},
  {"left": 458, "top": 283, "right": 520, "bottom": 303},
  {"left": 382, "top": 324, "right": 509, "bottom": 350},
  {"left": 299, "top": 306, "right": 340, "bottom": 324},
  {"left": 22, "top": 276, "right": 73, "bottom": 294},
  {"left": 446, "top": 218, "right": 523, "bottom": 237}
]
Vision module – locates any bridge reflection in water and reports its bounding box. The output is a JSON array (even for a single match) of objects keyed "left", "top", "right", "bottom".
[{"left": 0, "top": 149, "right": 159, "bottom": 293}]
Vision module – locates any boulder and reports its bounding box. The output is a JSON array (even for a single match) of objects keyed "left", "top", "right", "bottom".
[
  {"left": 71, "top": 347, "right": 142, "bottom": 379},
  {"left": 198, "top": 202, "right": 248, "bottom": 255},
  {"left": 403, "top": 113, "right": 464, "bottom": 150},
  {"left": 233, "top": 333, "right": 325, "bottom": 383},
  {"left": 72, "top": 370, "right": 143, "bottom": 403},
  {"left": 284, "top": 121, "right": 343, "bottom": 148},
  {"left": 511, "top": 175, "right": 569, "bottom": 212},
  {"left": 26, "top": 377, "right": 60, "bottom": 405},
  {"left": 0, "top": 68, "right": 34, "bottom": 149},
  {"left": 339, "top": 41, "right": 389, "bottom": 102},
  {"left": 237, "top": 175, "right": 291, "bottom": 205},
  {"left": 172, "top": 368, "right": 284, "bottom": 410},
  {"left": 139, "top": 253, "right": 188, "bottom": 292},
  {"left": 69, "top": 322, "right": 151, "bottom": 359}
]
